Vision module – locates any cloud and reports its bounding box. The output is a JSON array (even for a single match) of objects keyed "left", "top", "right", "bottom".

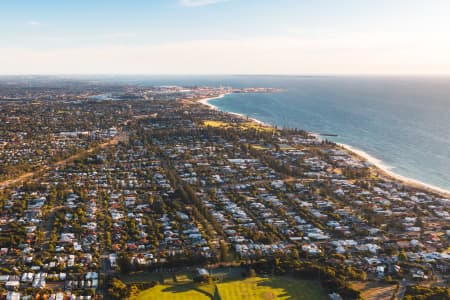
[
  {"left": 180, "top": 0, "right": 229, "bottom": 7},
  {"left": 100, "top": 32, "right": 138, "bottom": 40},
  {"left": 1, "top": 34, "right": 449, "bottom": 75},
  {"left": 26, "top": 21, "right": 42, "bottom": 26}
]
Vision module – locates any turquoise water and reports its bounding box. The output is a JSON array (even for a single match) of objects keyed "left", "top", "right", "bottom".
[{"left": 204, "top": 76, "right": 450, "bottom": 192}]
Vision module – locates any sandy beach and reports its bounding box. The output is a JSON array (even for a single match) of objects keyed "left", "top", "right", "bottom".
[
  {"left": 197, "top": 94, "right": 228, "bottom": 110},
  {"left": 197, "top": 93, "right": 269, "bottom": 126},
  {"left": 339, "top": 143, "right": 450, "bottom": 198},
  {"left": 196, "top": 94, "right": 450, "bottom": 199}
]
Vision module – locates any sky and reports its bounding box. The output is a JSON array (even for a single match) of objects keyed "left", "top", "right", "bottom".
[{"left": 1, "top": 0, "right": 450, "bottom": 75}]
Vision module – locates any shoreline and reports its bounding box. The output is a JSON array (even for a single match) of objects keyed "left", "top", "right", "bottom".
[
  {"left": 197, "top": 94, "right": 227, "bottom": 110},
  {"left": 339, "top": 143, "right": 450, "bottom": 198},
  {"left": 198, "top": 93, "right": 269, "bottom": 126},
  {"left": 196, "top": 95, "right": 450, "bottom": 199}
]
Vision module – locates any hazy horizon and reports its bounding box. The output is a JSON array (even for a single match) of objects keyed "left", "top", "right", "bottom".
[{"left": 3, "top": 74, "right": 450, "bottom": 78}]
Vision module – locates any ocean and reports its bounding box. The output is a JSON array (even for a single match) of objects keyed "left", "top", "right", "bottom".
[{"left": 110, "top": 75, "right": 450, "bottom": 193}]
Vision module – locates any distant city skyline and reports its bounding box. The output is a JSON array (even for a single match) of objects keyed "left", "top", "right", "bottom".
[{"left": 1, "top": 0, "right": 450, "bottom": 75}]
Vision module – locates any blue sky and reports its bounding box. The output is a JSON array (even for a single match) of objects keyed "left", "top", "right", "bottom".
[{"left": 1, "top": 0, "right": 450, "bottom": 74}]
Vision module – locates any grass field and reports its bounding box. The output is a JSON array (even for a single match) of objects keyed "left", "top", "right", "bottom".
[
  {"left": 217, "top": 277, "right": 328, "bottom": 300},
  {"left": 202, "top": 120, "right": 275, "bottom": 133},
  {"left": 131, "top": 274, "right": 328, "bottom": 300},
  {"left": 131, "top": 283, "right": 212, "bottom": 300}
]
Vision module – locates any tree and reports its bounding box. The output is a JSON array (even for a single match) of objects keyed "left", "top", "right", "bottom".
[
  {"left": 108, "top": 278, "right": 130, "bottom": 300},
  {"left": 398, "top": 251, "right": 408, "bottom": 262},
  {"left": 118, "top": 252, "right": 132, "bottom": 274},
  {"left": 360, "top": 271, "right": 367, "bottom": 281},
  {"left": 247, "top": 268, "right": 257, "bottom": 277}
]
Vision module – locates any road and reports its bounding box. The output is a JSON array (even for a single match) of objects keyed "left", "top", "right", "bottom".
[{"left": 0, "top": 132, "right": 127, "bottom": 189}]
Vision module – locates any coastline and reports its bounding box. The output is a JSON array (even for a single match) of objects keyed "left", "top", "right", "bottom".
[
  {"left": 198, "top": 93, "right": 268, "bottom": 126},
  {"left": 196, "top": 95, "right": 450, "bottom": 199},
  {"left": 197, "top": 94, "right": 227, "bottom": 110},
  {"left": 339, "top": 143, "right": 450, "bottom": 198}
]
